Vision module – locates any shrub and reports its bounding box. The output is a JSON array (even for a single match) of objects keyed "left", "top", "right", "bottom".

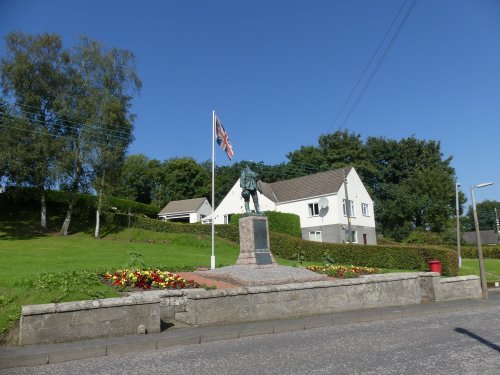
[
  {"left": 2, "top": 186, "right": 158, "bottom": 218},
  {"left": 460, "top": 245, "right": 500, "bottom": 259},
  {"left": 229, "top": 211, "right": 301, "bottom": 238},
  {"left": 269, "top": 232, "right": 458, "bottom": 276},
  {"left": 104, "top": 215, "right": 240, "bottom": 243},
  {"left": 106, "top": 214, "right": 458, "bottom": 276}
]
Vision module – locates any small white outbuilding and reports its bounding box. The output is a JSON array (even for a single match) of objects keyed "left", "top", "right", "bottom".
[{"left": 158, "top": 197, "right": 212, "bottom": 223}]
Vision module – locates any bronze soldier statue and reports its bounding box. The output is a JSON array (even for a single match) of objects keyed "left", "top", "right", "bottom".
[{"left": 240, "top": 165, "right": 262, "bottom": 214}]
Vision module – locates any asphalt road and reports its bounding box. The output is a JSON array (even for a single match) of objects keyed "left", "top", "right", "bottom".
[{"left": 3, "top": 304, "right": 500, "bottom": 375}]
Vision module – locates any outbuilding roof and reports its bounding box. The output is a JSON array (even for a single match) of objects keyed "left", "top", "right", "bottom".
[
  {"left": 463, "top": 230, "right": 499, "bottom": 245},
  {"left": 158, "top": 197, "right": 208, "bottom": 216},
  {"left": 261, "top": 167, "right": 352, "bottom": 203}
]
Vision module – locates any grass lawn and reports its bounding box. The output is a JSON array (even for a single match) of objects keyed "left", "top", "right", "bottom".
[
  {"left": 459, "top": 258, "right": 500, "bottom": 283},
  {"left": 0, "top": 212, "right": 242, "bottom": 337},
  {"left": 2, "top": 207, "right": 499, "bottom": 339}
]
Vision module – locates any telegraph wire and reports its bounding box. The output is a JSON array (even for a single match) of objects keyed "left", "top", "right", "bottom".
[
  {"left": 2, "top": 101, "right": 133, "bottom": 138},
  {"left": 328, "top": 0, "right": 410, "bottom": 133},
  {"left": 1, "top": 107, "right": 132, "bottom": 142},
  {"left": 327, "top": 0, "right": 418, "bottom": 132},
  {"left": 0, "top": 116, "right": 128, "bottom": 149},
  {"left": 339, "top": 0, "right": 418, "bottom": 128}
]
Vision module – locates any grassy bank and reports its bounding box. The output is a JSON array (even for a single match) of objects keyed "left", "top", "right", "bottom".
[{"left": 0, "top": 215, "right": 240, "bottom": 336}]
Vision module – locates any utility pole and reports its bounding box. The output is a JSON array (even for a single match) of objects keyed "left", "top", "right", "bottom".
[
  {"left": 471, "top": 182, "right": 494, "bottom": 300},
  {"left": 343, "top": 168, "right": 352, "bottom": 243},
  {"left": 456, "top": 183, "right": 462, "bottom": 268},
  {"left": 495, "top": 207, "right": 500, "bottom": 245},
  {"left": 128, "top": 207, "right": 132, "bottom": 243}
]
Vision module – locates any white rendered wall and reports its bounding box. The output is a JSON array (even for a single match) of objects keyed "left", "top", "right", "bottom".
[
  {"left": 213, "top": 179, "right": 276, "bottom": 224},
  {"left": 334, "top": 168, "right": 375, "bottom": 229},
  {"left": 192, "top": 199, "right": 213, "bottom": 223},
  {"left": 213, "top": 170, "right": 375, "bottom": 231}
]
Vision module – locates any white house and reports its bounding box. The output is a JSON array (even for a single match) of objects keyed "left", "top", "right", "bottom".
[
  {"left": 213, "top": 167, "right": 377, "bottom": 245},
  {"left": 158, "top": 197, "right": 212, "bottom": 223}
]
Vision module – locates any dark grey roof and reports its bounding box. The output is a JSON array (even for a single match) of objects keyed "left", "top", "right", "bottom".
[
  {"left": 463, "top": 230, "right": 499, "bottom": 245},
  {"left": 261, "top": 167, "right": 352, "bottom": 203},
  {"left": 158, "top": 197, "right": 208, "bottom": 215}
]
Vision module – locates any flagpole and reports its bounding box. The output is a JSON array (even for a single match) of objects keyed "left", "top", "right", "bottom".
[{"left": 211, "top": 110, "right": 216, "bottom": 269}]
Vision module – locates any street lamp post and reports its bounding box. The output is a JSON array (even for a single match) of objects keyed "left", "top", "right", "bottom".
[
  {"left": 471, "top": 182, "right": 495, "bottom": 300},
  {"left": 456, "top": 183, "right": 462, "bottom": 268}
]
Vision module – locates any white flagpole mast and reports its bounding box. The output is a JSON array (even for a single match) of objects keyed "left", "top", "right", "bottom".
[{"left": 211, "top": 110, "right": 216, "bottom": 269}]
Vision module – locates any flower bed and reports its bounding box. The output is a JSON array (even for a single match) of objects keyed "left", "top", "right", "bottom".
[
  {"left": 103, "top": 269, "right": 200, "bottom": 290},
  {"left": 306, "top": 265, "right": 380, "bottom": 278}
]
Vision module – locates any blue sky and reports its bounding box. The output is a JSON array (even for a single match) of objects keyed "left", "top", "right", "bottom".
[{"left": 1, "top": 0, "right": 499, "bottom": 203}]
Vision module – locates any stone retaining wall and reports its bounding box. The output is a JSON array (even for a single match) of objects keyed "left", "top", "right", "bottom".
[
  {"left": 19, "top": 293, "right": 165, "bottom": 345},
  {"left": 174, "top": 273, "right": 421, "bottom": 325},
  {"left": 19, "top": 272, "right": 482, "bottom": 345}
]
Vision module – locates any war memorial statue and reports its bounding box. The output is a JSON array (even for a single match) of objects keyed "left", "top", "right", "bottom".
[{"left": 240, "top": 165, "right": 263, "bottom": 214}]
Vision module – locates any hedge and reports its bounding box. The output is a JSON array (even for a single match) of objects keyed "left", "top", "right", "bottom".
[
  {"left": 460, "top": 245, "right": 500, "bottom": 259},
  {"left": 1, "top": 186, "right": 158, "bottom": 218},
  {"left": 105, "top": 214, "right": 240, "bottom": 243},
  {"left": 114, "top": 215, "right": 458, "bottom": 276},
  {"left": 229, "top": 211, "right": 301, "bottom": 238},
  {"left": 269, "top": 232, "right": 458, "bottom": 276}
]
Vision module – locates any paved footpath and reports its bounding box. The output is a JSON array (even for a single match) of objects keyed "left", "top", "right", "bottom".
[{"left": 1, "top": 291, "right": 500, "bottom": 370}]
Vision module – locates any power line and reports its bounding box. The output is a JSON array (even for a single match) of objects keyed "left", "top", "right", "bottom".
[
  {"left": 327, "top": 0, "right": 418, "bottom": 132},
  {"left": 339, "top": 0, "right": 418, "bottom": 128},
  {"left": 0, "top": 116, "right": 127, "bottom": 149},
  {"left": 1, "top": 107, "right": 132, "bottom": 142},
  {"left": 2, "top": 101, "right": 134, "bottom": 138}
]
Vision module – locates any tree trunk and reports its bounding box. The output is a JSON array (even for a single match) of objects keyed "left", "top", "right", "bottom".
[
  {"left": 60, "top": 156, "right": 83, "bottom": 236},
  {"left": 40, "top": 189, "right": 47, "bottom": 232},
  {"left": 60, "top": 206, "right": 72, "bottom": 236},
  {"left": 95, "top": 206, "right": 101, "bottom": 239},
  {"left": 94, "top": 172, "right": 105, "bottom": 239}
]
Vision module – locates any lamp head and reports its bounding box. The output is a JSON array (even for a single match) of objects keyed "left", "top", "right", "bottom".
[{"left": 474, "top": 182, "right": 494, "bottom": 189}]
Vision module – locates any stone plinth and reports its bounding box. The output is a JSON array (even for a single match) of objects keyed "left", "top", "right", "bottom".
[{"left": 237, "top": 216, "right": 276, "bottom": 267}]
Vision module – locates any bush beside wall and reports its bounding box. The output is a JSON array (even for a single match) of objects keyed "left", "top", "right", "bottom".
[
  {"left": 2, "top": 187, "right": 158, "bottom": 218},
  {"left": 229, "top": 211, "right": 302, "bottom": 238},
  {"left": 114, "top": 216, "right": 458, "bottom": 276},
  {"left": 269, "top": 232, "right": 458, "bottom": 276},
  {"left": 460, "top": 245, "right": 500, "bottom": 259}
]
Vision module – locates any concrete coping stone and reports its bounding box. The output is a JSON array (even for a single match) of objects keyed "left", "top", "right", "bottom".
[
  {"left": 418, "top": 272, "right": 440, "bottom": 277},
  {"left": 56, "top": 300, "right": 100, "bottom": 313},
  {"left": 22, "top": 293, "right": 166, "bottom": 316},
  {"left": 21, "top": 273, "right": 424, "bottom": 313},
  {"left": 22, "top": 303, "right": 57, "bottom": 316},
  {"left": 127, "top": 289, "right": 184, "bottom": 298},
  {"left": 440, "top": 275, "right": 480, "bottom": 284},
  {"left": 181, "top": 288, "right": 210, "bottom": 297},
  {"left": 184, "top": 273, "right": 422, "bottom": 300}
]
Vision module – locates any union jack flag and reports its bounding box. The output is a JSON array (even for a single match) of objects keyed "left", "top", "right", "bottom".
[{"left": 215, "top": 115, "right": 234, "bottom": 160}]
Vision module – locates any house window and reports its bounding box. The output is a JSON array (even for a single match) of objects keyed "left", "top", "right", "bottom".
[
  {"left": 309, "top": 231, "right": 322, "bottom": 242},
  {"left": 223, "top": 215, "right": 231, "bottom": 224},
  {"left": 361, "top": 203, "right": 370, "bottom": 217},
  {"left": 308, "top": 203, "right": 319, "bottom": 217},
  {"left": 342, "top": 199, "right": 355, "bottom": 217},
  {"left": 344, "top": 230, "right": 357, "bottom": 243}
]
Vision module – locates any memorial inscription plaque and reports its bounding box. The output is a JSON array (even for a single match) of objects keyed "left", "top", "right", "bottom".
[{"left": 236, "top": 216, "right": 276, "bottom": 267}]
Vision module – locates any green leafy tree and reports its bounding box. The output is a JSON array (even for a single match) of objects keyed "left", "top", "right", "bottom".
[
  {"left": 0, "top": 32, "right": 67, "bottom": 231},
  {"left": 0, "top": 32, "right": 140, "bottom": 235},
  {"left": 55, "top": 36, "right": 140, "bottom": 236},
  {"left": 113, "top": 154, "right": 155, "bottom": 203},
  {"left": 285, "top": 132, "right": 461, "bottom": 240},
  {"left": 467, "top": 200, "right": 500, "bottom": 232},
  {"left": 160, "top": 157, "right": 210, "bottom": 203}
]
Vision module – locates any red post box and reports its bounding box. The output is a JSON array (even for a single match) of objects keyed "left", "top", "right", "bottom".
[{"left": 429, "top": 260, "right": 441, "bottom": 275}]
